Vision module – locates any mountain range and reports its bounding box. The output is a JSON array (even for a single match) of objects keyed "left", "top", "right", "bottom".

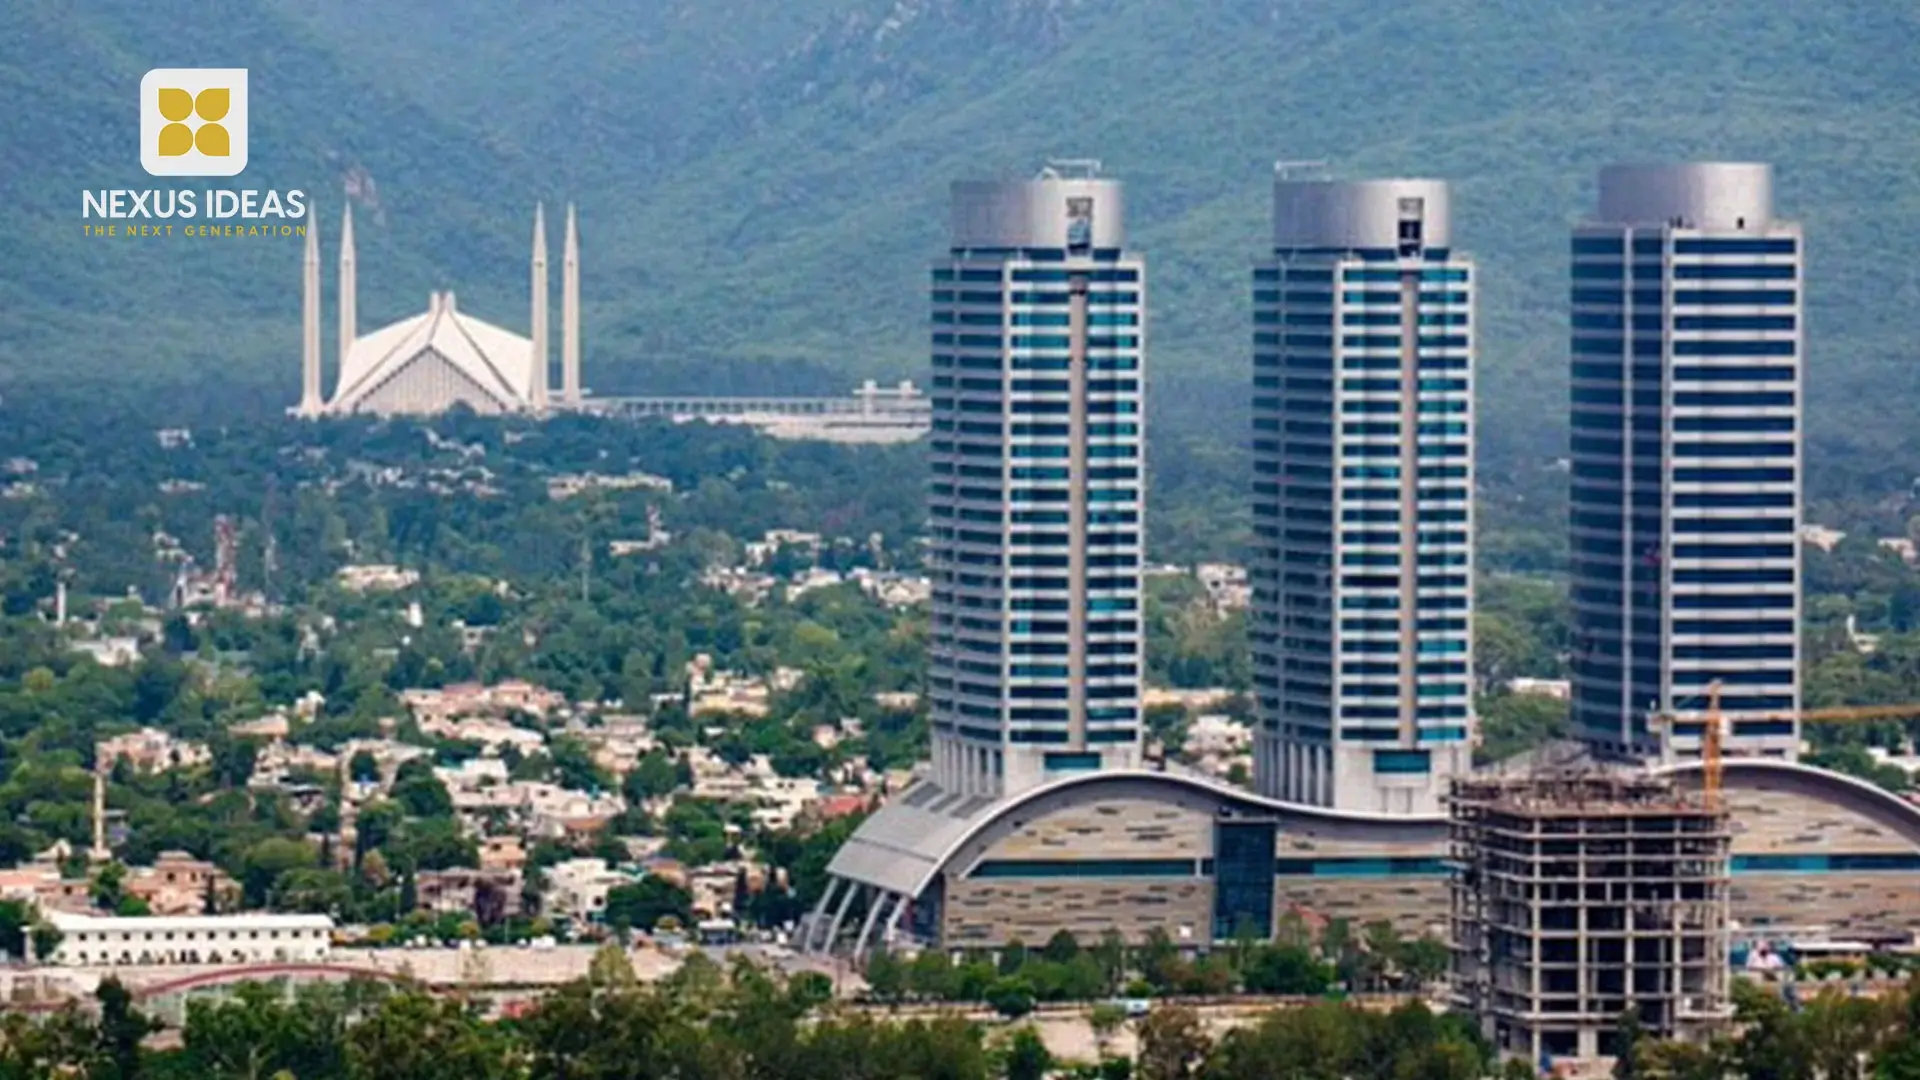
[{"left": 7, "top": 0, "right": 1920, "bottom": 472}]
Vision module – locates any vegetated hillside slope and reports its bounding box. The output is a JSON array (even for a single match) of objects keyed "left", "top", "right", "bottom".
[
  {"left": 6, "top": 0, "right": 1919, "bottom": 473},
  {"left": 0, "top": 0, "right": 543, "bottom": 396}
]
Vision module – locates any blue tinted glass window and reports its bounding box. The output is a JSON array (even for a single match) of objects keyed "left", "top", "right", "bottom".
[
  {"left": 1675, "top": 237, "right": 1797, "bottom": 256},
  {"left": 1675, "top": 264, "right": 1795, "bottom": 281},
  {"left": 1674, "top": 391, "right": 1794, "bottom": 408},
  {"left": 1572, "top": 236, "right": 1625, "bottom": 255},
  {"left": 1672, "top": 416, "right": 1795, "bottom": 433},
  {"left": 1673, "top": 366, "right": 1794, "bottom": 382},
  {"left": 1674, "top": 339, "right": 1795, "bottom": 357},
  {"left": 1673, "top": 289, "right": 1795, "bottom": 305},
  {"left": 1675, "top": 315, "right": 1796, "bottom": 332},
  {"left": 1212, "top": 821, "right": 1276, "bottom": 941},
  {"left": 1374, "top": 750, "right": 1431, "bottom": 774}
]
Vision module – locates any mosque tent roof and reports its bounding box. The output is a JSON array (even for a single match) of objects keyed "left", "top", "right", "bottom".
[{"left": 329, "top": 291, "right": 533, "bottom": 415}]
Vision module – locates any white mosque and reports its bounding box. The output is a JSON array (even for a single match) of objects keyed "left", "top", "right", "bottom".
[{"left": 295, "top": 203, "right": 583, "bottom": 417}]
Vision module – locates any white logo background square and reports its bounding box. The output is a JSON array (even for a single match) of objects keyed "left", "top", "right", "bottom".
[{"left": 141, "top": 68, "right": 249, "bottom": 177}]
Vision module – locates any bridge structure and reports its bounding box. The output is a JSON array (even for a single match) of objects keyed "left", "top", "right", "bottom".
[{"left": 131, "top": 963, "right": 418, "bottom": 1025}]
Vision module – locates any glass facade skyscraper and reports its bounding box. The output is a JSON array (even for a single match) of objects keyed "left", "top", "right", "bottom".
[
  {"left": 1569, "top": 163, "right": 1802, "bottom": 761},
  {"left": 1250, "top": 178, "right": 1476, "bottom": 815},
  {"left": 926, "top": 165, "right": 1146, "bottom": 797}
]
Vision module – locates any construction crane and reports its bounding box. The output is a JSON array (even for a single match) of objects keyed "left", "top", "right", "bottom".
[{"left": 1651, "top": 680, "right": 1920, "bottom": 809}]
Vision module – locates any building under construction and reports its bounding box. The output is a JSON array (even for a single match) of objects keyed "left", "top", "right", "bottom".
[{"left": 1449, "top": 769, "right": 1731, "bottom": 1065}]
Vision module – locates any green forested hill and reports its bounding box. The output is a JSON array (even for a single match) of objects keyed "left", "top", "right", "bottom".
[{"left": 6, "top": 0, "right": 1920, "bottom": 473}]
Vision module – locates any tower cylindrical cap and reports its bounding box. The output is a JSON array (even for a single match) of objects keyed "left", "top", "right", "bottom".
[
  {"left": 1596, "top": 163, "right": 1774, "bottom": 229},
  {"left": 1272, "top": 178, "right": 1452, "bottom": 249},
  {"left": 950, "top": 176, "right": 1125, "bottom": 249}
]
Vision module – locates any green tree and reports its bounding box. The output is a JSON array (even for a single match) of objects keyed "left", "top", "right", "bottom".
[
  {"left": 1240, "top": 943, "right": 1332, "bottom": 996},
  {"left": 1042, "top": 929, "right": 1081, "bottom": 964},
  {"left": 178, "top": 981, "right": 349, "bottom": 1080},
  {"left": 1003, "top": 1027, "right": 1052, "bottom": 1080},
  {"left": 1134, "top": 1006, "right": 1209, "bottom": 1080},
  {"left": 620, "top": 751, "right": 681, "bottom": 803},
  {"left": 0, "top": 898, "right": 37, "bottom": 960},
  {"left": 865, "top": 949, "right": 908, "bottom": 1002},
  {"left": 1088, "top": 1003, "right": 1127, "bottom": 1059},
  {"left": 985, "top": 976, "right": 1036, "bottom": 1020},
  {"left": 91, "top": 861, "right": 130, "bottom": 912},
  {"left": 602, "top": 877, "right": 692, "bottom": 933},
  {"left": 391, "top": 773, "right": 454, "bottom": 819},
  {"left": 1400, "top": 936, "right": 1451, "bottom": 990},
  {"left": 1476, "top": 692, "right": 1572, "bottom": 765},
  {"left": 999, "top": 938, "right": 1030, "bottom": 977},
  {"left": 344, "top": 990, "right": 516, "bottom": 1080},
  {"left": 95, "top": 977, "right": 157, "bottom": 1080},
  {"left": 240, "top": 838, "right": 318, "bottom": 908}
]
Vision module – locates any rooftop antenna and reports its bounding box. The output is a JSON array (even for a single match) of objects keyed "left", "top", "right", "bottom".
[
  {"left": 1274, "top": 159, "right": 1330, "bottom": 180},
  {"left": 1040, "top": 158, "right": 1103, "bottom": 180}
]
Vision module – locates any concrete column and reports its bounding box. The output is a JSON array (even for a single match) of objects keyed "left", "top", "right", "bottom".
[
  {"left": 881, "top": 891, "right": 910, "bottom": 951},
  {"left": 804, "top": 877, "right": 842, "bottom": 953},
  {"left": 821, "top": 878, "right": 859, "bottom": 955},
  {"left": 853, "top": 889, "right": 895, "bottom": 959}
]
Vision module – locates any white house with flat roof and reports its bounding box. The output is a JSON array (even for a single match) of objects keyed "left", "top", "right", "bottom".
[{"left": 44, "top": 911, "right": 333, "bottom": 966}]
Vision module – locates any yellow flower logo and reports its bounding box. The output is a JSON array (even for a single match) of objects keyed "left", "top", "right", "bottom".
[{"left": 157, "top": 85, "right": 231, "bottom": 157}]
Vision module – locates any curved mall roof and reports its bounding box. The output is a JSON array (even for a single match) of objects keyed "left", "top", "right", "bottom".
[{"left": 826, "top": 759, "right": 1920, "bottom": 901}]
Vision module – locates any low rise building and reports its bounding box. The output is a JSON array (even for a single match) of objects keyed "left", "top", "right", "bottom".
[
  {"left": 698, "top": 567, "right": 777, "bottom": 604},
  {"left": 785, "top": 567, "right": 845, "bottom": 599},
  {"left": 125, "top": 852, "right": 238, "bottom": 916},
  {"left": 45, "top": 912, "right": 334, "bottom": 966},
  {"left": 403, "top": 681, "right": 566, "bottom": 726},
  {"left": 745, "top": 530, "right": 823, "bottom": 567},
  {"left": 98, "top": 729, "right": 211, "bottom": 773},
  {"left": 415, "top": 868, "right": 522, "bottom": 921},
  {"left": 478, "top": 835, "right": 527, "bottom": 874},
  {"left": 849, "top": 568, "right": 932, "bottom": 608},
  {"left": 1181, "top": 714, "right": 1253, "bottom": 779},
  {"left": 1801, "top": 524, "right": 1847, "bottom": 553},
  {"left": 1504, "top": 677, "right": 1573, "bottom": 700},
  {"left": 1195, "top": 562, "right": 1251, "bottom": 612},
  {"left": 336, "top": 564, "right": 420, "bottom": 592},
  {"left": 69, "top": 637, "right": 142, "bottom": 668},
  {"left": 546, "top": 471, "right": 673, "bottom": 500},
  {"left": 541, "top": 858, "right": 632, "bottom": 925}
]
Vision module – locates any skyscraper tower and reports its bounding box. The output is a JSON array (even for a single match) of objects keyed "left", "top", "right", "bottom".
[
  {"left": 1569, "top": 163, "right": 1802, "bottom": 761},
  {"left": 927, "top": 161, "right": 1145, "bottom": 797},
  {"left": 1249, "top": 176, "right": 1476, "bottom": 815}
]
